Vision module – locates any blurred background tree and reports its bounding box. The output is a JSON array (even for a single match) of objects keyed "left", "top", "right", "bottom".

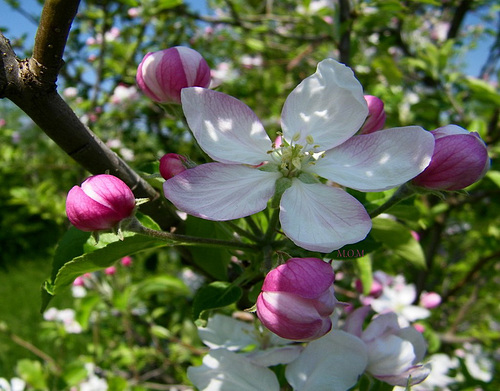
[{"left": 0, "top": 0, "right": 499, "bottom": 389}]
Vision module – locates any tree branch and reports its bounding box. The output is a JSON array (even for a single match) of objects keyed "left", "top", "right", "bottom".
[{"left": 30, "top": 0, "right": 81, "bottom": 87}]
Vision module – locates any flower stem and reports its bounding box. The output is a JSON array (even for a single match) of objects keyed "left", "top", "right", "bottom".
[
  {"left": 127, "top": 218, "right": 259, "bottom": 251},
  {"left": 368, "top": 183, "right": 416, "bottom": 218},
  {"left": 262, "top": 208, "right": 280, "bottom": 243}
]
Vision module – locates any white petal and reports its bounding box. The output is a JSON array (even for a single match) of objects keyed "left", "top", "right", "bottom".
[
  {"left": 244, "top": 345, "right": 304, "bottom": 367},
  {"left": 281, "top": 59, "right": 368, "bottom": 151},
  {"left": 164, "top": 163, "right": 281, "bottom": 221},
  {"left": 182, "top": 87, "right": 272, "bottom": 164},
  {"left": 279, "top": 181, "right": 371, "bottom": 252},
  {"left": 401, "top": 305, "right": 431, "bottom": 322},
  {"left": 366, "top": 335, "right": 416, "bottom": 377},
  {"left": 285, "top": 330, "right": 368, "bottom": 391},
  {"left": 398, "top": 326, "right": 428, "bottom": 363},
  {"left": 198, "top": 314, "right": 258, "bottom": 351},
  {"left": 187, "top": 349, "right": 280, "bottom": 391},
  {"left": 312, "top": 126, "right": 435, "bottom": 191}
]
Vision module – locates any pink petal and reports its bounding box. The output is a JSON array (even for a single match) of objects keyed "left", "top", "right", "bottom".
[
  {"left": 281, "top": 59, "right": 368, "bottom": 151},
  {"left": 312, "top": 126, "right": 435, "bottom": 191},
  {"left": 256, "top": 292, "right": 332, "bottom": 341},
  {"left": 412, "top": 133, "right": 489, "bottom": 190},
  {"left": 279, "top": 181, "right": 371, "bottom": 252},
  {"left": 163, "top": 163, "right": 280, "bottom": 220},
  {"left": 66, "top": 186, "right": 124, "bottom": 231},
  {"left": 343, "top": 306, "right": 372, "bottom": 338},
  {"left": 80, "top": 174, "right": 135, "bottom": 215},
  {"left": 262, "top": 258, "right": 335, "bottom": 299},
  {"left": 181, "top": 88, "right": 272, "bottom": 164}
]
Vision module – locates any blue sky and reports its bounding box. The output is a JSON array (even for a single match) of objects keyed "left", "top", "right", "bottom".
[{"left": 0, "top": 0, "right": 494, "bottom": 78}]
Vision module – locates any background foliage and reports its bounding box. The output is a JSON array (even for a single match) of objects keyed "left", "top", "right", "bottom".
[{"left": 0, "top": 0, "right": 499, "bottom": 390}]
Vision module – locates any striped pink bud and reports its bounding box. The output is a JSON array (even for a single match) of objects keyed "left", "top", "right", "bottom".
[{"left": 136, "top": 46, "right": 211, "bottom": 104}]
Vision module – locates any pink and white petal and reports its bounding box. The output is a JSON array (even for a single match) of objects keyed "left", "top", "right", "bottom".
[
  {"left": 181, "top": 87, "right": 272, "bottom": 165},
  {"left": 343, "top": 306, "right": 372, "bottom": 338},
  {"left": 312, "top": 126, "right": 435, "bottom": 191},
  {"left": 376, "top": 364, "right": 431, "bottom": 387},
  {"left": 281, "top": 59, "right": 368, "bottom": 151},
  {"left": 285, "top": 330, "right": 368, "bottom": 391},
  {"left": 366, "top": 335, "right": 416, "bottom": 377},
  {"left": 280, "top": 181, "right": 371, "bottom": 252},
  {"left": 397, "top": 326, "right": 428, "bottom": 364},
  {"left": 187, "top": 349, "right": 280, "bottom": 391},
  {"left": 163, "top": 163, "right": 280, "bottom": 221}
]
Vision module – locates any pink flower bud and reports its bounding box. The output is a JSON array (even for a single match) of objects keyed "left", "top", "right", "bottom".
[
  {"left": 136, "top": 46, "right": 211, "bottom": 104},
  {"left": 419, "top": 291, "right": 441, "bottom": 309},
  {"left": 159, "top": 153, "right": 189, "bottom": 180},
  {"left": 360, "top": 95, "right": 386, "bottom": 134},
  {"left": 66, "top": 174, "right": 135, "bottom": 232},
  {"left": 256, "top": 258, "right": 337, "bottom": 341},
  {"left": 121, "top": 256, "right": 133, "bottom": 267},
  {"left": 105, "top": 266, "right": 117, "bottom": 275},
  {"left": 412, "top": 125, "right": 490, "bottom": 190},
  {"left": 73, "top": 276, "right": 85, "bottom": 286}
]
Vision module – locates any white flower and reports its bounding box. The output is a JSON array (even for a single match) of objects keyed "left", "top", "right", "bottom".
[
  {"left": 344, "top": 307, "right": 430, "bottom": 387},
  {"left": 394, "top": 353, "right": 459, "bottom": 391},
  {"left": 370, "top": 275, "right": 430, "bottom": 326},
  {"left": 164, "top": 59, "right": 434, "bottom": 252},
  {"left": 285, "top": 330, "right": 368, "bottom": 391},
  {"left": 0, "top": 377, "right": 26, "bottom": 391},
  {"left": 187, "top": 349, "right": 280, "bottom": 391},
  {"left": 463, "top": 343, "right": 494, "bottom": 382}
]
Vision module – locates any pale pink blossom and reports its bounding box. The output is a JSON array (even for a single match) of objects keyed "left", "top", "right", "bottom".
[{"left": 164, "top": 59, "right": 434, "bottom": 252}]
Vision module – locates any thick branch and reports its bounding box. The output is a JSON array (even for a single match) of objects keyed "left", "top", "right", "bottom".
[
  {"left": 446, "top": 0, "right": 472, "bottom": 40},
  {"left": 30, "top": 0, "right": 81, "bottom": 86},
  {"left": 338, "top": 0, "right": 352, "bottom": 66}
]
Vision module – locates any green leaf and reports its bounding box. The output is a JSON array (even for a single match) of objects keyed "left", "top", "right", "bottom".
[
  {"left": 186, "top": 216, "right": 232, "bottom": 280},
  {"left": 41, "top": 234, "right": 167, "bottom": 312},
  {"left": 16, "top": 359, "right": 47, "bottom": 390},
  {"left": 371, "top": 218, "right": 426, "bottom": 269},
  {"left": 192, "top": 281, "right": 242, "bottom": 320},
  {"left": 50, "top": 227, "right": 91, "bottom": 282},
  {"left": 53, "top": 235, "right": 167, "bottom": 296},
  {"left": 329, "top": 234, "right": 381, "bottom": 259}
]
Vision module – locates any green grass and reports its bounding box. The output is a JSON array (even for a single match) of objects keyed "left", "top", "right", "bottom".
[{"left": 0, "top": 255, "right": 70, "bottom": 378}]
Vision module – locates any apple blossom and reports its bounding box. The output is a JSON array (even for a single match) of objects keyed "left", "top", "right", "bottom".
[
  {"left": 369, "top": 274, "right": 431, "bottom": 326},
  {"left": 136, "top": 46, "right": 211, "bottom": 104},
  {"left": 344, "top": 306, "right": 430, "bottom": 386},
  {"left": 164, "top": 58, "right": 434, "bottom": 252},
  {"left": 66, "top": 174, "right": 136, "bottom": 232},
  {"left": 256, "top": 258, "right": 336, "bottom": 341},
  {"left": 361, "top": 94, "right": 386, "bottom": 133},
  {"left": 412, "top": 124, "right": 490, "bottom": 190}
]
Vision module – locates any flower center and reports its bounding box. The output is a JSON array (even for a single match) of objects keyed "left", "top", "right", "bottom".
[{"left": 269, "top": 134, "right": 320, "bottom": 178}]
